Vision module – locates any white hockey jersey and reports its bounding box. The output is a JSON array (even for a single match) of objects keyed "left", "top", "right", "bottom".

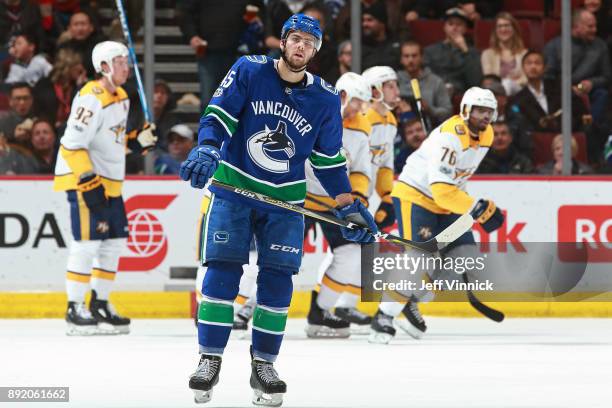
[
  {"left": 305, "top": 112, "right": 372, "bottom": 211},
  {"left": 54, "top": 80, "right": 130, "bottom": 197},
  {"left": 365, "top": 108, "right": 396, "bottom": 204},
  {"left": 393, "top": 115, "right": 493, "bottom": 214}
]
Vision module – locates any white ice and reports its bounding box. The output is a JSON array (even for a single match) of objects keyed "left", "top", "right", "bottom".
[{"left": 2, "top": 318, "right": 612, "bottom": 408}]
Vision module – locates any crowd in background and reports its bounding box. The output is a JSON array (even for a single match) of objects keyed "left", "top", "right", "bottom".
[{"left": 1, "top": 0, "right": 612, "bottom": 176}]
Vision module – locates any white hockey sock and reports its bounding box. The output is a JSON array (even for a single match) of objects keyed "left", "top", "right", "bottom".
[
  {"left": 379, "top": 301, "right": 405, "bottom": 317},
  {"left": 65, "top": 240, "right": 100, "bottom": 302},
  {"left": 91, "top": 239, "right": 124, "bottom": 300},
  {"left": 335, "top": 291, "right": 359, "bottom": 309}
]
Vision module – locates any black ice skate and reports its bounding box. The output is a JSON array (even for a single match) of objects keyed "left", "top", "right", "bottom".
[
  {"left": 368, "top": 309, "right": 396, "bottom": 344},
  {"left": 189, "top": 354, "right": 222, "bottom": 404},
  {"left": 250, "top": 347, "right": 286, "bottom": 407},
  {"left": 305, "top": 291, "right": 350, "bottom": 338},
  {"left": 335, "top": 307, "right": 372, "bottom": 334},
  {"left": 395, "top": 300, "right": 427, "bottom": 339},
  {"left": 65, "top": 301, "right": 98, "bottom": 336},
  {"left": 89, "top": 290, "right": 130, "bottom": 334},
  {"left": 233, "top": 302, "right": 254, "bottom": 330}
]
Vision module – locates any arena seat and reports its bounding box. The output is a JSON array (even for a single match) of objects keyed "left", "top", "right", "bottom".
[
  {"left": 532, "top": 131, "right": 588, "bottom": 166},
  {"left": 408, "top": 19, "right": 446, "bottom": 48},
  {"left": 502, "top": 0, "right": 545, "bottom": 19}
]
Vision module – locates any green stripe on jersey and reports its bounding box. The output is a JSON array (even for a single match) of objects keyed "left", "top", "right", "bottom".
[
  {"left": 213, "top": 163, "right": 306, "bottom": 203},
  {"left": 205, "top": 105, "right": 238, "bottom": 135},
  {"left": 198, "top": 300, "right": 233, "bottom": 325},
  {"left": 252, "top": 306, "right": 288, "bottom": 334},
  {"left": 309, "top": 151, "right": 346, "bottom": 169}
]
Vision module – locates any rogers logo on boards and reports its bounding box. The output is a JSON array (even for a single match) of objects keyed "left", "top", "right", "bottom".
[
  {"left": 118, "top": 194, "right": 177, "bottom": 271},
  {"left": 558, "top": 205, "right": 612, "bottom": 262}
]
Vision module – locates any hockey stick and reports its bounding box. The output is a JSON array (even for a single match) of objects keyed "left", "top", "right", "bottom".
[
  {"left": 307, "top": 193, "right": 504, "bottom": 322},
  {"left": 410, "top": 79, "right": 429, "bottom": 134},
  {"left": 115, "top": 0, "right": 153, "bottom": 123},
  {"left": 463, "top": 273, "right": 505, "bottom": 322},
  {"left": 208, "top": 180, "right": 472, "bottom": 253}
]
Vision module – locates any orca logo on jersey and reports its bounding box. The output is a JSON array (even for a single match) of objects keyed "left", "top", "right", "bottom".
[{"left": 247, "top": 120, "right": 296, "bottom": 173}]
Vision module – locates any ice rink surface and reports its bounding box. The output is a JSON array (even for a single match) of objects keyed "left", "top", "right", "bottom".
[{"left": 2, "top": 317, "right": 612, "bottom": 408}]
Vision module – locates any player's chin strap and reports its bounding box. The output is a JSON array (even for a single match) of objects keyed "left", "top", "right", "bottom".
[{"left": 372, "top": 84, "right": 395, "bottom": 111}]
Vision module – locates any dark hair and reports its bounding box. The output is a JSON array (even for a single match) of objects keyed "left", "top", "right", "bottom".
[
  {"left": 521, "top": 49, "right": 544, "bottom": 66},
  {"left": 32, "top": 118, "right": 55, "bottom": 133},
  {"left": 400, "top": 40, "right": 422, "bottom": 55},
  {"left": 492, "top": 120, "right": 512, "bottom": 136},
  {"left": 14, "top": 31, "right": 38, "bottom": 52},
  {"left": 482, "top": 74, "right": 502, "bottom": 83},
  {"left": 9, "top": 82, "right": 32, "bottom": 96}
]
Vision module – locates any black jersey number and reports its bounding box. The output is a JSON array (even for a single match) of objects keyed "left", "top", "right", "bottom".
[
  {"left": 75, "top": 107, "right": 93, "bottom": 125},
  {"left": 441, "top": 147, "right": 457, "bottom": 166}
]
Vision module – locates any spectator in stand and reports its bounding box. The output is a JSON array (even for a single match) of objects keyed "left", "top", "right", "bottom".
[
  {"left": 423, "top": 7, "right": 482, "bottom": 96},
  {"left": 323, "top": 39, "right": 351, "bottom": 86},
  {"left": 481, "top": 12, "right": 527, "bottom": 96},
  {"left": 177, "top": 0, "right": 251, "bottom": 109},
  {"left": 394, "top": 115, "right": 427, "bottom": 174},
  {"left": 32, "top": 48, "right": 87, "bottom": 129},
  {"left": 544, "top": 8, "right": 611, "bottom": 126},
  {"left": 152, "top": 79, "right": 179, "bottom": 152},
  {"left": 56, "top": 9, "right": 105, "bottom": 78},
  {"left": 583, "top": 0, "right": 612, "bottom": 42},
  {"left": 397, "top": 40, "right": 452, "bottom": 128},
  {"left": 537, "top": 134, "right": 594, "bottom": 175},
  {"left": 483, "top": 80, "right": 530, "bottom": 155},
  {"left": 478, "top": 121, "right": 533, "bottom": 174},
  {"left": 0, "top": 0, "right": 44, "bottom": 58},
  {"left": 510, "top": 50, "right": 590, "bottom": 134},
  {"left": 154, "top": 124, "right": 195, "bottom": 175},
  {"left": 403, "top": 1, "right": 501, "bottom": 23},
  {"left": 30, "top": 118, "right": 57, "bottom": 173},
  {"left": 361, "top": 1, "right": 400, "bottom": 70},
  {"left": 0, "top": 82, "right": 34, "bottom": 143},
  {"left": 0, "top": 131, "right": 38, "bottom": 174},
  {"left": 5, "top": 32, "right": 52, "bottom": 86}
]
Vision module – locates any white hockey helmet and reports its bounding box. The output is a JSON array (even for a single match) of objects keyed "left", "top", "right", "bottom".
[
  {"left": 335, "top": 72, "right": 372, "bottom": 115},
  {"left": 460, "top": 87, "right": 498, "bottom": 122},
  {"left": 361, "top": 66, "right": 397, "bottom": 102},
  {"left": 92, "top": 41, "right": 129, "bottom": 77}
]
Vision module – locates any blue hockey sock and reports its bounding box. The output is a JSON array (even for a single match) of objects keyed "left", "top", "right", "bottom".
[
  {"left": 198, "top": 261, "right": 242, "bottom": 355},
  {"left": 251, "top": 267, "right": 293, "bottom": 362}
]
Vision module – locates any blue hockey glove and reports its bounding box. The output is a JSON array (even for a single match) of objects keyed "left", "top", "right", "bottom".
[
  {"left": 77, "top": 172, "right": 107, "bottom": 211},
  {"left": 470, "top": 199, "right": 505, "bottom": 233},
  {"left": 334, "top": 199, "right": 379, "bottom": 244},
  {"left": 179, "top": 145, "right": 221, "bottom": 189}
]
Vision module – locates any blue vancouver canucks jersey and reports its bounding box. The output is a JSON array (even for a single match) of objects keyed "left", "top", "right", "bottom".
[{"left": 198, "top": 55, "right": 351, "bottom": 210}]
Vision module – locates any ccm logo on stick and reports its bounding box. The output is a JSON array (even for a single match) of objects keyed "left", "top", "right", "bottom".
[
  {"left": 270, "top": 244, "right": 300, "bottom": 254},
  {"left": 558, "top": 205, "right": 612, "bottom": 262}
]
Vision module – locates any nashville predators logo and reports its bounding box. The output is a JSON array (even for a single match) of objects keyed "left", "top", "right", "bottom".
[
  {"left": 110, "top": 122, "right": 127, "bottom": 144},
  {"left": 418, "top": 226, "right": 433, "bottom": 240},
  {"left": 96, "top": 220, "right": 110, "bottom": 234},
  {"left": 247, "top": 120, "right": 295, "bottom": 173}
]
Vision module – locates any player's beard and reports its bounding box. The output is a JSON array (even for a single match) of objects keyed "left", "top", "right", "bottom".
[{"left": 281, "top": 47, "right": 314, "bottom": 73}]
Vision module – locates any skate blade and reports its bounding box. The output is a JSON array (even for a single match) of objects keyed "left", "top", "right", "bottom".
[
  {"left": 305, "top": 324, "right": 350, "bottom": 339},
  {"left": 66, "top": 323, "right": 98, "bottom": 336},
  {"left": 368, "top": 330, "right": 393, "bottom": 344},
  {"left": 95, "top": 322, "right": 130, "bottom": 335},
  {"left": 394, "top": 320, "right": 425, "bottom": 339},
  {"left": 193, "top": 389, "right": 213, "bottom": 404},
  {"left": 252, "top": 389, "right": 283, "bottom": 407}
]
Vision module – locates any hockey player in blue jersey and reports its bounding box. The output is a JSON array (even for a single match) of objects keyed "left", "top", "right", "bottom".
[{"left": 179, "top": 14, "right": 379, "bottom": 406}]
